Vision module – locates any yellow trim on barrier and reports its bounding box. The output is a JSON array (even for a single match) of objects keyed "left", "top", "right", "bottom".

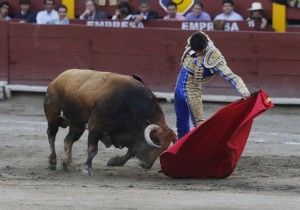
[
  {"left": 62, "top": 0, "right": 75, "bottom": 18},
  {"left": 272, "top": 3, "right": 286, "bottom": 32}
]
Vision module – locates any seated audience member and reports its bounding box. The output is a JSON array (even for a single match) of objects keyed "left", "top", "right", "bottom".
[
  {"left": 132, "top": 0, "right": 158, "bottom": 23},
  {"left": 287, "top": 0, "right": 300, "bottom": 8},
  {"left": 79, "top": 0, "right": 108, "bottom": 20},
  {"left": 112, "top": 2, "right": 132, "bottom": 20},
  {"left": 57, "top": 4, "right": 69, "bottom": 25},
  {"left": 163, "top": 2, "right": 186, "bottom": 21},
  {"left": 214, "top": 0, "right": 244, "bottom": 21},
  {"left": 246, "top": 2, "right": 267, "bottom": 29},
  {"left": 0, "top": 2, "right": 11, "bottom": 20},
  {"left": 36, "top": 0, "right": 59, "bottom": 24},
  {"left": 15, "top": 0, "right": 36, "bottom": 23},
  {"left": 185, "top": 2, "right": 211, "bottom": 21}
]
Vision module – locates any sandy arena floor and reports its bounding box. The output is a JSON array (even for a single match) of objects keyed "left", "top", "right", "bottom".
[{"left": 0, "top": 92, "right": 299, "bottom": 210}]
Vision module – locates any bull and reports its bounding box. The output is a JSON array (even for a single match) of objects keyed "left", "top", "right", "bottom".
[{"left": 44, "top": 69, "right": 177, "bottom": 175}]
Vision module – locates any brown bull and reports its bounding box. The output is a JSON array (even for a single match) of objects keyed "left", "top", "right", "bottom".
[{"left": 44, "top": 69, "right": 177, "bottom": 175}]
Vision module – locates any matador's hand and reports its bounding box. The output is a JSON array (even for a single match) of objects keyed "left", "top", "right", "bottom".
[{"left": 242, "top": 92, "right": 250, "bottom": 100}]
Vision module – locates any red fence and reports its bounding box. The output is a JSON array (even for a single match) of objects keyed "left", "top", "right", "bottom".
[
  {"left": 0, "top": 21, "right": 8, "bottom": 81},
  {"left": 1, "top": 20, "right": 300, "bottom": 99}
]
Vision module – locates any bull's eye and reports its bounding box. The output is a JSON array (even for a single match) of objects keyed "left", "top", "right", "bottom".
[{"left": 150, "top": 134, "right": 161, "bottom": 146}]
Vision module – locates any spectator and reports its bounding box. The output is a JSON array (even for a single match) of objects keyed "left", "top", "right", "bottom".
[
  {"left": 246, "top": 2, "right": 267, "bottom": 29},
  {"left": 185, "top": 2, "right": 211, "bottom": 21},
  {"left": 132, "top": 0, "right": 158, "bottom": 23},
  {"left": 57, "top": 4, "right": 69, "bottom": 25},
  {"left": 112, "top": 2, "right": 132, "bottom": 20},
  {"left": 214, "top": 0, "right": 244, "bottom": 21},
  {"left": 36, "top": 0, "right": 59, "bottom": 24},
  {"left": 79, "top": 0, "right": 108, "bottom": 20},
  {"left": 0, "top": 2, "right": 11, "bottom": 20},
  {"left": 163, "top": 2, "right": 186, "bottom": 21},
  {"left": 287, "top": 0, "right": 300, "bottom": 8},
  {"left": 174, "top": 31, "right": 250, "bottom": 138},
  {"left": 15, "top": 0, "right": 36, "bottom": 23}
]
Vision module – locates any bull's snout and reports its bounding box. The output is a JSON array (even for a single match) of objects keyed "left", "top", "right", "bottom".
[{"left": 139, "top": 161, "right": 153, "bottom": 169}]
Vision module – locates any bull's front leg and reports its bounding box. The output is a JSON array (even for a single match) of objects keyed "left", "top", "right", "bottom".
[
  {"left": 82, "top": 129, "right": 100, "bottom": 176},
  {"left": 62, "top": 125, "right": 85, "bottom": 172},
  {"left": 107, "top": 149, "right": 135, "bottom": 166}
]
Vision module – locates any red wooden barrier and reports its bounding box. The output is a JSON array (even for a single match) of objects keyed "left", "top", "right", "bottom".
[
  {"left": 70, "top": 19, "right": 274, "bottom": 32},
  {"left": 2, "top": 22, "right": 300, "bottom": 99},
  {"left": 0, "top": 21, "right": 8, "bottom": 81}
]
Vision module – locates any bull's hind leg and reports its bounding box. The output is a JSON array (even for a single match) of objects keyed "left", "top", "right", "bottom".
[
  {"left": 107, "top": 149, "right": 135, "bottom": 166},
  {"left": 62, "top": 124, "right": 85, "bottom": 172},
  {"left": 46, "top": 123, "right": 59, "bottom": 170},
  {"left": 44, "top": 93, "right": 61, "bottom": 170}
]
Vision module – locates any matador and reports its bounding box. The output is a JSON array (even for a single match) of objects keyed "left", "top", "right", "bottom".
[{"left": 174, "top": 31, "right": 250, "bottom": 139}]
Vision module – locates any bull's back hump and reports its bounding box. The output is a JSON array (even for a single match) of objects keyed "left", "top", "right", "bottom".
[{"left": 49, "top": 69, "right": 139, "bottom": 97}]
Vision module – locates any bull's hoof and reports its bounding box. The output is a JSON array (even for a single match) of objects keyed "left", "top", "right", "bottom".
[
  {"left": 48, "top": 162, "right": 57, "bottom": 170},
  {"left": 139, "top": 161, "right": 152, "bottom": 169},
  {"left": 107, "top": 156, "right": 124, "bottom": 166},
  {"left": 81, "top": 165, "right": 93, "bottom": 176},
  {"left": 62, "top": 160, "right": 76, "bottom": 172},
  {"left": 48, "top": 159, "right": 57, "bottom": 170}
]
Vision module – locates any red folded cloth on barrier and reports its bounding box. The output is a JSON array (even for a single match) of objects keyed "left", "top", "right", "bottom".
[{"left": 160, "top": 90, "right": 274, "bottom": 178}]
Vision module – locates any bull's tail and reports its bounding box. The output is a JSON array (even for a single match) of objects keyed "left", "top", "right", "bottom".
[
  {"left": 44, "top": 91, "right": 51, "bottom": 106},
  {"left": 57, "top": 116, "right": 70, "bottom": 128},
  {"left": 44, "top": 91, "right": 68, "bottom": 129}
]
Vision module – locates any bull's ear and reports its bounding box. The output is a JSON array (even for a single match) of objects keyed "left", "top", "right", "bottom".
[
  {"left": 132, "top": 74, "right": 143, "bottom": 83},
  {"left": 163, "top": 127, "right": 177, "bottom": 146},
  {"left": 158, "top": 127, "right": 176, "bottom": 148}
]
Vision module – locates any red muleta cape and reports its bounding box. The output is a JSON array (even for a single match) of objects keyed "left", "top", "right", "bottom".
[{"left": 160, "top": 90, "right": 274, "bottom": 178}]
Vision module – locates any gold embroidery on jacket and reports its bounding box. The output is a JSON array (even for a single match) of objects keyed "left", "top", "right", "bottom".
[
  {"left": 203, "top": 48, "right": 224, "bottom": 68},
  {"left": 183, "top": 54, "right": 213, "bottom": 82}
]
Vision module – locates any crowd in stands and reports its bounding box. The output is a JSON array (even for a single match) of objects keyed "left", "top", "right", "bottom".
[{"left": 0, "top": 0, "right": 269, "bottom": 29}]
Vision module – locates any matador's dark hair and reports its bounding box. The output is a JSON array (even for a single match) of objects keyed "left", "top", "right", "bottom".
[{"left": 189, "top": 32, "right": 208, "bottom": 51}]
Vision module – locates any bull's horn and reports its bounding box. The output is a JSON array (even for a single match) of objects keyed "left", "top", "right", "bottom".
[{"left": 144, "top": 124, "right": 161, "bottom": 148}]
